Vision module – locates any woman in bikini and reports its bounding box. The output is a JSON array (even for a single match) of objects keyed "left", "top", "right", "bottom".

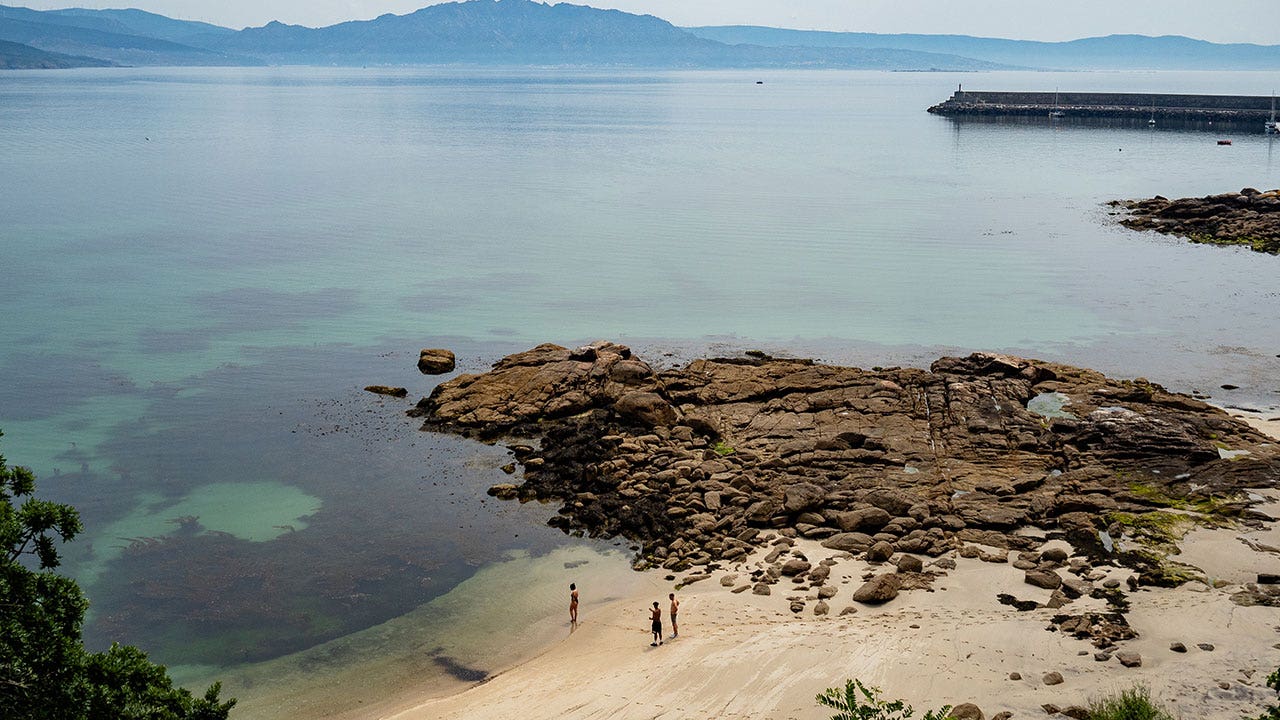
[
  {"left": 649, "top": 601, "right": 663, "bottom": 646},
  {"left": 569, "top": 583, "right": 579, "bottom": 624}
]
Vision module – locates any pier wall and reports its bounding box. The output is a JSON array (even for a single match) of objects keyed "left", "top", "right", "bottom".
[{"left": 928, "top": 91, "right": 1276, "bottom": 126}]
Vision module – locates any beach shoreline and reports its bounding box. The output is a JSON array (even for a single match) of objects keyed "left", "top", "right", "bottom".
[
  {"left": 351, "top": 406, "right": 1280, "bottom": 720},
  {"left": 383, "top": 507, "right": 1280, "bottom": 720}
]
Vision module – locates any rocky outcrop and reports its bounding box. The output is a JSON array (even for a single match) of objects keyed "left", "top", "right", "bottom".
[
  {"left": 410, "top": 342, "right": 1280, "bottom": 575},
  {"left": 364, "top": 385, "right": 408, "bottom": 397},
  {"left": 1110, "top": 188, "right": 1280, "bottom": 254}
]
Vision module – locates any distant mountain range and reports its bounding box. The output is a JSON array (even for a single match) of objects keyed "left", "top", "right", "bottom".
[
  {"left": 686, "top": 26, "right": 1280, "bottom": 71},
  {"left": 2, "top": 0, "right": 1279, "bottom": 71}
]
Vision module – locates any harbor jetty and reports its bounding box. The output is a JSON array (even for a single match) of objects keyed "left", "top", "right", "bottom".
[{"left": 929, "top": 89, "right": 1278, "bottom": 129}]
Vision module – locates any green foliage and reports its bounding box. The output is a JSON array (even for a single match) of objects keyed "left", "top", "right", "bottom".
[
  {"left": 0, "top": 431, "right": 235, "bottom": 720},
  {"left": 1087, "top": 684, "right": 1174, "bottom": 720},
  {"left": 815, "top": 679, "right": 951, "bottom": 720},
  {"left": 711, "top": 441, "right": 736, "bottom": 456},
  {"left": 1246, "top": 666, "right": 1280, "bottom": 720}
]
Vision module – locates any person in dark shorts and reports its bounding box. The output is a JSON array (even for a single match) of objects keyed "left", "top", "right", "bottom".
[
  {"left": 570, "top": 583, "right": 579, "bottom": 624},
  {"left": 669, "top": 592, "right": 679, "bottom": 638},
  {"left": 649, "top": 601, "right": 663, "bottom": 646}
]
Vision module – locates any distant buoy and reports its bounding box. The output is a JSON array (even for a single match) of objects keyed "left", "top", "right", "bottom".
[{"left": 756, "top": 81, "right": 763, "bottom": 85}]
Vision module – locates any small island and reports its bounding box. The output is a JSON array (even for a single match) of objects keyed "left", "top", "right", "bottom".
[{"left": 1110, "top": 188, "right": 1280, "bottom": 254}]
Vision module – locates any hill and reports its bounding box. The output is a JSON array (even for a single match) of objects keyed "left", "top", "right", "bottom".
[
  {"left": 0, "top": 5, "right": 255, "bottom": 66},
  {"left": 0, "top": 36, "right": 111, "bottom": 67},
  {"left": 686, "top": 26, "right": 1280, "bottom": 71}
]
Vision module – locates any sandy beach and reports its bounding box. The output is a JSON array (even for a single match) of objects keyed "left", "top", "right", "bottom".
[{"left": 380, "top": 466, "right": 1280, "bottom": 720}]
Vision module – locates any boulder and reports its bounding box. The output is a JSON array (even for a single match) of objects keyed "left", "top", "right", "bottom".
[
  {"left": 614, "top": 391, "right": 677, "bottom": 427},
  {"left": 1042, "top": 671, "right": 1064, "bottom": 686},
  {"left": 487, "top": 484, "right": 519, "bottom": 500},
  {"left": 417, "top": 348, "right": 456, "bottom": 374},
  {"left": 897, "top": 555, "right": 924, "bottom": 573},
  {"left": 1025, "top": 569, "right": 1062, "bottom": 590},
  {"left": 1116, "top": 648, "right": 1146, "bottom": 666},
  {"left": 783, "top": 482, "right": 827, "bottom": 514},
  {"left": 364, "top": 385, "right": 408, "bottom": 397},
  {"left": 836, "top": 507, "right": 892, "bottom": 532},
  {"left": 780, "top": 559, "right": 812, "bottom": 576},
  {"left": 852, "top": 574, "right": 902, "bottom": 604},
  {"left": 752, "top": 583, "right": 772, "bottom": 596},
  {"left": 821, "top": 533, "right": 874, "bottom": 553},
  {"left": 1040, "top": 547, "right": 1069, "bottom": 564},
  {"left": 866, "top": 541, "right": 895, "bottom": 563}
]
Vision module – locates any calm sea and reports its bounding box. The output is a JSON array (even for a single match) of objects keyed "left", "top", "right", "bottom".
[{"left": 1, "top": 66, "right": 1278, "bottom": 715}]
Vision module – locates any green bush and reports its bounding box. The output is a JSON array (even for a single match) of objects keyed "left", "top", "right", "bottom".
[
  {"left": 1087, "top": 684, "right": 1174, "bottom": 720},
  {"left": 1247, "top": 666, "right": 1280, "bottom": 720},
  {"left": 816, "top": 679, "right": 951, "bottom": 720}
]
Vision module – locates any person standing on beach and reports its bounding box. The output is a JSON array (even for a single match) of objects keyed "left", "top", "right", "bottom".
[
  {"left": 570, "top": 583, "right": 579, "bottom": 624},
  {"left": 669, "top": 593, "right": 679, "bottom": 639},
  {"left": 649, "top": 601, "right": 663, "bottom": 646}
]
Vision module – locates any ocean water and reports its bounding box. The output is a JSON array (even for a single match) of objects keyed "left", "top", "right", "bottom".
[{"left": 1, "top": 66, "right": 1278, "bottom": 714}]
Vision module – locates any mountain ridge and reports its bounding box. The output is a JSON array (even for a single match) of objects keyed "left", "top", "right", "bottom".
[
  {"left": 685, "top": 25, "right": 1280, "bottom": 71},
  {"left": 4, "top": 1, "right": 1280, "bottom": 70}
]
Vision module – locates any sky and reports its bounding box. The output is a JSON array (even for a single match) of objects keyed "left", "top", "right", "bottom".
[{"left": 17, "top": 0, "right": 1280, "bottom": 45}]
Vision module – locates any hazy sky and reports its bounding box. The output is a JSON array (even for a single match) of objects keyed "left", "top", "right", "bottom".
[{"left": 19, "top": 0, "right": 1280, "bottom": 44}]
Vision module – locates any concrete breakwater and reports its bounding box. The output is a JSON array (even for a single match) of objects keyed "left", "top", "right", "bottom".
[{"left": 928, "top": 90, "right": 1278, "bottom": 128}]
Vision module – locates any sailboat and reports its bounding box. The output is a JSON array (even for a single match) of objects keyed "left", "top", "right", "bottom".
[
  {"left": 1048, "top": 90, "right": 1065, "bottom": 118},
  {"left": 1148, "top": 99, "right": 1157, "bottom": 126},
  {"left": 1266, "top": 94, "right": 1278, "bottom": 134}
]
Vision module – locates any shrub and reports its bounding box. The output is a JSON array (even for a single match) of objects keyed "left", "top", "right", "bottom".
[
  {"left": 1087, "top": 684, "right": 1174, "bottom": 720},
  {"left": 816, "top": 679, "right": 951, "bottom": 720},
  {"left": 1246, "top": 666, "right": 1280, "bottom": 720}
]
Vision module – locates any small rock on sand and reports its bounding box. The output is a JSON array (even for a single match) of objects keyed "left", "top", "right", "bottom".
[
  {"left": 1170, "top": 642, "right": 1187, "bottom": 652},
  {"left": 947, "top": 703, "right": 984, "bottom": 720},
  {"left": 1116, "top": 651, "right": 1142, "bottom": 668},
  {"left": 852, "top": 573, "right": 901, "bottom": 604},
  {"left": 1025, "top": 569, "right": 1062, "bottom": 590},
  {"left": 752, "top": 583, "right": 771, "bottom": 596},
  {"left": 1043, "top": 671, "right": 1064, "bottom": 686}
]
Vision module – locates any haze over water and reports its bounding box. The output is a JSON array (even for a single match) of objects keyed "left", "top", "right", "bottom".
[{"left": 1, "top": 66, "right": 1278, "bottom": 713}]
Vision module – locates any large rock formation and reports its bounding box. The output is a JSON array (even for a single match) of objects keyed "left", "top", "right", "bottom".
[
  {"left": 1110, "top": 188, "right": 1280, "bottom": 254},
  {"left": 410, "top": 342, "right": 1279, "bottom": 574}
]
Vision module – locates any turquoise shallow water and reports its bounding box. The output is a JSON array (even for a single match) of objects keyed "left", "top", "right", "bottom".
[{"left": 1, "top": 66, "right": 1278, "bottom": 709}]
